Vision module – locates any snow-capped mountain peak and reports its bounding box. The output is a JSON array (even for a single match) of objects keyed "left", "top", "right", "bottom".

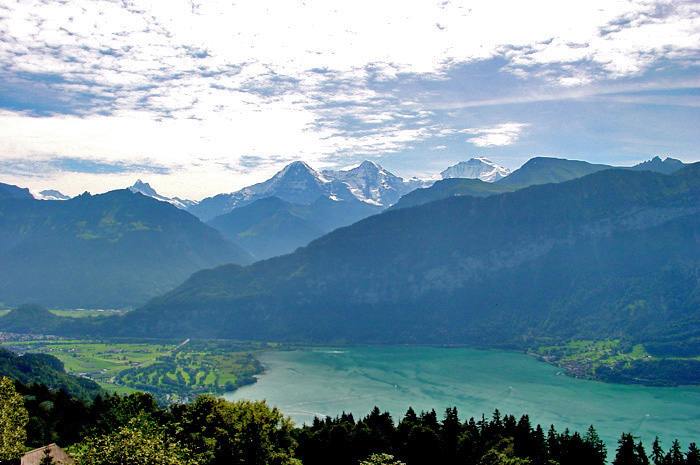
[
  {"left": 322, "top": 160, "right": 429, "bottom": 207},
  {"left": 441, "top": 158, "right": 511, "bottom": 182},
  {"left": 128, "top": 180, "right": 198, "bottom": 210},
  {"left": 130, "top": 179, "right": 159, "bottom": 197}
]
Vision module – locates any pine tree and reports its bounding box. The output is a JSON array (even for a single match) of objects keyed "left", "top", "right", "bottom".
[
  {"left": 584, "top": 425, "right": 607, "bottom": 465},
  {"left": 686, "top": 442, "right": 700, "bottom": 465},
  {"left": 613, "top": 433, "right": 647, "bottom": 465},
  {"left": 663, "top": 440, "right": 684, "bottom": 465},
  {"left": 651, "top": 437, "right": 664, "bottom": 465}
]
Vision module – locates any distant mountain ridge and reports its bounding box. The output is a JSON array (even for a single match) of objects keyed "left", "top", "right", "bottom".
[
  {"left": 390, "top": 177, "right": 514, "bottom": 210},
  {"left": 207, "top": 196, "right": 382, "bottom": 260},
  {"left": 0, "top": 189, "right": 252, "bottom": 308},
  {"left": 629, "top": 156, "right": 685, "bottom": 175},
  {"left": 128, "top": 179, "right": 198, "bottom": 210},
  {"left": 105, "top": 164, "right": 700, "bottom": 356},
  {"left": 0, "top": 182, "right": 33, "bottom": 200},
  {"left": 36, "top": 189, "right": 71, "bottom": 200},
  {"left": 322, "top": 160, "right": 428, "bottom": 207},
  {"left": 187, "top": 160, "right": 428, "bottom": 221},
  {"left": 496, "top": 157, "right": 612, "bottom": 187},
  {"left": 393, "top": 156, "right": 689, "bottom": 210},
  {"left": 441, "top": 158, "right": 510, "bottom": 182},
  {"left": 391, "top": 157, "right": 609, "bottom": 210},
  {"left": 187, "top": 161, "right": 353, "bottom": 221},
  {"left": 120, "top": 156, "right": 688, "bottom": 221}
]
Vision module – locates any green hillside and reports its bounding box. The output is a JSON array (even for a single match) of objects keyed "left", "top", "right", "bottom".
[
  {"left": 390, "top": 178, "right": 514, "bottom": 210},
  {"left": 496, "top": 156, "right": 611, "bottom": 187},
  {"left": 0, "top": 189, "right": 252, "bottom": 308},
  {"left": 0, "top": 346, "right": 103, "bottom": 400},
  {"left": 208, "top": 196, "right": 381, "bottom": 260},
  {"left": 101, "top": 166, "right": 700, "bottom": 360}
]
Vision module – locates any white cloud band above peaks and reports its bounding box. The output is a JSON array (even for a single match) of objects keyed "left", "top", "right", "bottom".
[{"left": 0, "top": 0, "right": 697, "bottom": 198}]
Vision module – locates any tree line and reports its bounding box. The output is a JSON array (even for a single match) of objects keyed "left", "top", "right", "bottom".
[{"left": 0, "top": 376, "right": 698, "bottom": 465}]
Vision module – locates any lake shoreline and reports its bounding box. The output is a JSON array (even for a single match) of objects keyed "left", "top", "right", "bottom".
[{"left": 227, "top": 346, "right": 700, "bottom": 452}]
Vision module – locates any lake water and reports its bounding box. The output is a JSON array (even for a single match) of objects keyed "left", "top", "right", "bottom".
[{"left": 225, "top": 346, "right": 700, "bottom": 452}]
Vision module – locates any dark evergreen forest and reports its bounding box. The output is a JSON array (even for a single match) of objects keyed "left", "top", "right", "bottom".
[{"left": 2, "top": 378, "right": 699, "bottom": 465}]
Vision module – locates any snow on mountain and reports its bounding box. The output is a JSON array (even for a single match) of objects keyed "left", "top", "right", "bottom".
[
  {"left": 128, "top": 180, "right": 198, "bottom": 210},
  {"left": 188, "top": 161, "right": 357, "bottom": 221},
  {"left": 35, "top": 189, "right": 70, "bottom": 200},
  {"left": 441, "top": 158, "right": 511, "bottom": 182},
  {"left": 322, "top": 160, "right": 425, "bottom": 207},
  {"left": 235, "top": 161, "right": 356, "bottom": 205},
  {"left": 189, "top": 160, "right": 433, "bottom": 221}
]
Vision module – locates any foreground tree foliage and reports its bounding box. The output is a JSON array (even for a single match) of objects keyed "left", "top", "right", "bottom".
[
  {"left": 75, "top": 415, "right": 199, "bottom": 465},
  {"left": 168, "top": 395, "right": 301, "bottom": 465},
  {"left": 0, "top": 376, "right": 29, "bottom": 462},
  {"left": 6, "top": 379, "right": 700, "bottom": 465}
]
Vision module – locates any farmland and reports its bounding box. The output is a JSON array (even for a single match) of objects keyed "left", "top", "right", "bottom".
[{"left": 1, "top": 337, "right": 278, "bottom": 402}]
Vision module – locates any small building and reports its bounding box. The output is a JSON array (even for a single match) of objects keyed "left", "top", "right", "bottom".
[{"left": 20, "top": 444, "right": 74, "bottom": 465}]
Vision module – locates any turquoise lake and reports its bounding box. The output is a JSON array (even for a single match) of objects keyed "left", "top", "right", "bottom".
[{"left": 225, "top": 346, "right": 700, "bottom": 452}]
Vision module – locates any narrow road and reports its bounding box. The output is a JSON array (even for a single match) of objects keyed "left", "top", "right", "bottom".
[{"left": 136, "top": 338, "right": 190, "bottom": 368}]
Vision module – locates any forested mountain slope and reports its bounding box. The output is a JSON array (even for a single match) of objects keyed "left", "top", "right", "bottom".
[
  {"left": 107, "top": 165, "right": 700, "bottom": 352},
  {"left": 207, "top": 196, "right": 382, "bottom": 260},
  {"left": 0, "top": 190, "right": 252, "bottom": 308}
]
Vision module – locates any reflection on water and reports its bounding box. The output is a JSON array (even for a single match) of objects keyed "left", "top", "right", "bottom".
[{"left": 225, "top": 346, "right": 700, "bottom": 451}]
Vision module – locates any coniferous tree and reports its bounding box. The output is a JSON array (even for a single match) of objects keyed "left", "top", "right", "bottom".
[
  {"left": 513, "top": 415, "right": 532, "bottom": 458},
  {"left": 651, "top": 437, "right": 664, "bottom": 465},
  {"left": 441, "top": 407, "right": 461, "bottom": 464},
  {"left": 686, "top": 442, "right": 700, "bottom": 465},
  {"left": 583, "top": 425, "right": 607, "bottom": 465},
  {"left": 529, "top": 424, "right": 548, "bottom": 465},
  {"left": 663, "top": 440, "right": 685, "bottom": 465},
  {"left": 613, "top": 433, "right": 648, "bottom": 465},
  {"left": 547, "top": 425, "right": 560, "bottom": 463},
  {"left": 635, "top": 441, "right": 650, "bottom": 465}
]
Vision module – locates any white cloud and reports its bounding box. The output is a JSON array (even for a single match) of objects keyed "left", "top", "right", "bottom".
[
  {"left": 0, "top": 0, "right": 697, "bottom": 197},
  {"left": 2, "top": 0, "right": 697, "bottom": 105},
  {"left": 466, "top": 123, "right": 529, "bottom": 147}
]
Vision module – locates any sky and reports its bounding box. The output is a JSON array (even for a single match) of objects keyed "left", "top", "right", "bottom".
[{"left": 0, "top": 0, "right": 698, "bottom": 200}]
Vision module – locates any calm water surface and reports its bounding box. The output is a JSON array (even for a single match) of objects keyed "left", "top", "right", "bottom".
[{"left": 225, "top": 347, "right": 700, "bottom": 451}]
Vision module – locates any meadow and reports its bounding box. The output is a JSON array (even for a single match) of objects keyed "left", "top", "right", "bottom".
[{"left": 1, "top": 337, "right": 276, "bottom": 402}]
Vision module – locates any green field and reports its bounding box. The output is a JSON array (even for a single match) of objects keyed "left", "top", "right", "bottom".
[
  {"left": 534, "top": 339, "right": 651, "bottom": 377},
  {"left": 51, "top": 309, "right": 128, "bottom": 318},
  {"left": 0, "top": 308, "right": 127, "bottom": 319},
  {"left": 1, "top": 337, "right": 278, "bottom": 402},
  {"left": 532, "top": 339, "right": 700, "bottom": 386}
]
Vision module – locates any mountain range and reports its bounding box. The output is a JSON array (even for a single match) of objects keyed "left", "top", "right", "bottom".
[
  {"left": 392, "top": 156, "right": 687, "bottom": 210},
  {"left": 186, "top": 160, "right": 429, "bottom": 222},
  {"left": 0, "top": 189, "right": 251, "bottom": 308},
  {"left": 0, "top": 155, "right": 689, "bottom": 311},
  {"left": 99, "top": 164, "right": 700, "bottom": 360}
]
